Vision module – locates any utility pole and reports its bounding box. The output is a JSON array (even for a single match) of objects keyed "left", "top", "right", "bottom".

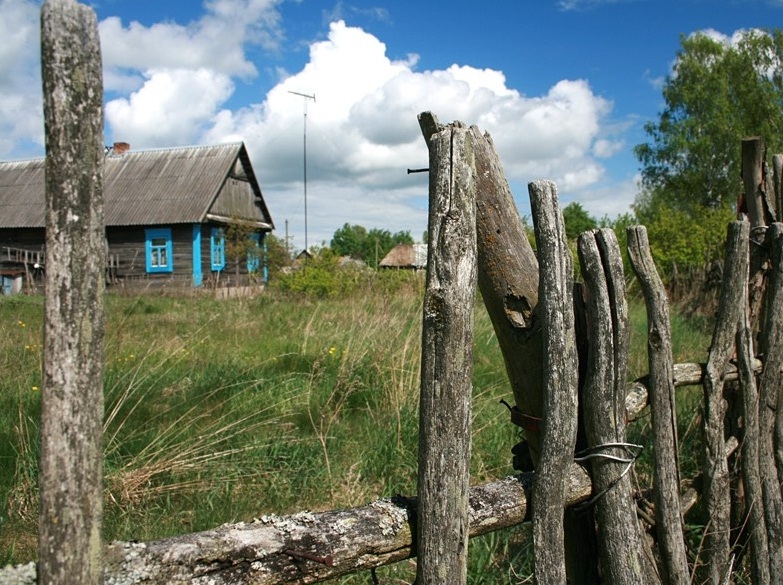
[
  {"left": 288, "top": 90, "right": 316, "bottom": 252},
  {"left": 284, "top": 219, "right": 294, "bottom": 261}
]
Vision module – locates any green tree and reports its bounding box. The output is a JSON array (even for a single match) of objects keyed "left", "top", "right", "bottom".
[
  {"left": 562, "top": 202, "right": 598, "bottom": 241},
  {"left": 331, "top": 223, "right": 369, "bottom": 259},
  {"left": 635, "top": 29, "right": 783, "bottom": 214},
  {"left": 633, "top": 29, "right": 783, "bottom": 275},
  {"left": 331, "top": 223, "right": 415, "bottom": 268},
  {"left": 264, "top": 234, "right": 291, "bottom": 280},
  {"left": 223, "top": 221, "right": 259, "bottom": 282}
]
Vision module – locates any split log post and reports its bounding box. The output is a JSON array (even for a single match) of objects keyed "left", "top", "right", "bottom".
[
  {"left": 766, "top": 224, "right": 783, "bottom": 492},
  {"left": 39, "top": 1, "right": 106, "bottom": 584},
  {"left": 741, "top": 137, "right": 774, "bottom": 229},
  {"left": 627, "top": 226, "right": 690, "bottom": 585},
  {"left": 755, "top": 223, "right": 783, "bottom": 580},
  {"left": 528, "top": 180, "right": 579, "bottom": 584},
  {"left": 416, "top": 121, "right": 477, "bottom": 585},
  {"left": 417, "top": 113, "right": 544, "bottom": 463},
  {"left": 578, "top": 229, "right": 660, "bottom": 585},
  {"left": 772, "top": 154, "right": 782, "bottom": 220},
  {"left": 736, "top": 250, "right": 771, "bottom": 585},
  {"left": 741, "top": 137, "right": 772, "bottom": 337},
  {"left": 699, "top": 220, "right": 748, "bottom": 585}
]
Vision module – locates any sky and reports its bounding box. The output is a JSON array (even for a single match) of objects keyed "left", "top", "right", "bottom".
[{"left": 2, "top": 0, "right": 782, "bottom": 251}]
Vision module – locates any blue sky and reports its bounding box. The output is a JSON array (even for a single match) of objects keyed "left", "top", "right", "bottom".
[{"left": 2, "top": 0, "right": 782, "bottom": 250}]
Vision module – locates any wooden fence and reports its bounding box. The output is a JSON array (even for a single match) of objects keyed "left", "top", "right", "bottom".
[{"left": 3, "top": 1, "right": 783, "bottom": 584}]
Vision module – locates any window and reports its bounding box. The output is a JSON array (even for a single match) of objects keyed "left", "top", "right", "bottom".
[
  {"left": 145, "top": 228, "right": 173, "bottom": 273},
  {"left": 211, "top": 227, "right": 225, "bottom": 271},
  {"left": 247, "top": 232, "right": 261, "bottom": 272}
]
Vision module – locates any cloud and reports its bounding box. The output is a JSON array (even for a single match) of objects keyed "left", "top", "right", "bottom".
[
  {"left": 593, "top": 138, "right": 624, "bottom": 158},
  {"left": 100, "top": 0, "right": 284, "bottom": 94},
  {"left": 0, "top": 0, "right": 43, "bottom": 157},
  {"left": 321, "top": 1, "right": 391, "bottom": 26},
  {"left": 196, "top": 20, "right": 616, "bottom": 244},
  {"left": 557, "top": 0, "right": 633, "bottom": 11},
  {"left": 0, "top": 2, "right": 621, "bottom": 247},
  {"left": 105, "top": 69, "right": 235, "bottom": 147}
]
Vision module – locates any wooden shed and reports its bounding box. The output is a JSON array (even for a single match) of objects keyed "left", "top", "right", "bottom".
[{"left": 0, "top": 142, "right": 274, "bottom": 292}]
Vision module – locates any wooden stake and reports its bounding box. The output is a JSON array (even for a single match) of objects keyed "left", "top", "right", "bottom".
[
  {"left": 528, "top": 180, "right": 579, "bottom": 584},
  {"left": 416, "top": 121, "right": 477, "bottom": 585},
  {"left": 39, "top": 1, "right": 105, "bottom": 583},
  {"left": 627, "top": 225, "right": 690, "bottom": 585}
]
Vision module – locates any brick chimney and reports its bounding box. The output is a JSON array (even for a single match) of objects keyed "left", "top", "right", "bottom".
[{"left": 112, "top": 141, "right": 130, "bottom": 155}]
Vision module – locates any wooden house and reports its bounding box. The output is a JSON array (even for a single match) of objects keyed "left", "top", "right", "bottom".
[{"left": 0, "top": 142, "right": 274, "bottom": 293}]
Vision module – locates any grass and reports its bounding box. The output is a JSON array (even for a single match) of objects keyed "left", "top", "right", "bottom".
[{"left": 0, "top": 279, "right": 712, "bottom": 582}]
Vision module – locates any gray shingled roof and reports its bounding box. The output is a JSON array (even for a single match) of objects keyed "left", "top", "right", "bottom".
[{"left": 0, "top": 142, "right": 273, "bottom": 229}]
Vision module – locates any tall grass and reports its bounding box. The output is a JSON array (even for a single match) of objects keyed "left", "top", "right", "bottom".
[{"left": 0, "top": 281, "right": 711, "bottom": 583}]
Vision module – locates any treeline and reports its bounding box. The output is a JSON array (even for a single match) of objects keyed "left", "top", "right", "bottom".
[{"left": 263, "top": 223, "right": 415, "bottom": 277}]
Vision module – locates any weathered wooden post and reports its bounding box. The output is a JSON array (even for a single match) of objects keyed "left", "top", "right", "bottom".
[
  {"left": 760, "top": 226, "right": 783, "bottom": 576},
  {"left": 699, "top": 220, "right": 748, "bottom": 585},
  {"left": 39, "top": 1, "right": 105, "bottom": 584},
  {"left": 417, "top": 113, "right": 544, "bottom": 465},
  {"left": 528, "top": 180, "right": 579, "bottom": 584},
  {"left": 416, "top": 121, "right": 477, "bottom": 585},
  {"left": 772, "top": 154, "right": 782, "bottom": 218},
  {"left": 741, "top": 137, "right": 774, "bottom": 229},
  {"left": 736, "top": 249, "right": 771, "bottom": 585},
  {"left": 627, "top": 226, "right": 690, "bottom": 585},
  {"left": 578, "top": 228, "right": 660, "bottom": 585}
]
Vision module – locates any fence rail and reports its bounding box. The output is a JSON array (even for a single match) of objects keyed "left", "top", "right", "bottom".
[{"left": 2, "top": 246, "right": 44, "bottom": 268}]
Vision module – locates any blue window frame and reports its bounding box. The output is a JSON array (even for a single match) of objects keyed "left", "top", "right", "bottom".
[
  {"left": 145, "top": 228, "right": 173, "bottom": 273},
  {"left": 211, "top": 227, "right": 226, "bottom": 271},
  {"left": 192, "top": 224, "right": 203, "bottom": 287},
  {"left": 247, "top": 232, "right": 261, "bottom": 272}
]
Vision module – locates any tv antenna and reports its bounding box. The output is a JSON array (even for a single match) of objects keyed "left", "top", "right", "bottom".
[{"left": 288, "top": 90, "right": 316, "bottom": 252}]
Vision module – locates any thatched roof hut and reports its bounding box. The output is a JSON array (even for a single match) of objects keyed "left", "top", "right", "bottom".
[{"left": 379, "top": 243, "right": 427, "bottom": 270}]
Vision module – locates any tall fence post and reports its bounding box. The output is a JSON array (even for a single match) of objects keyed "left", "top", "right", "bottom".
[
  {"left": 528, "top": 180, "right": 579, "bottom": 584},
  {"left": 578, "top": 228, "right": 659, "bottom": 585},
  {"left": 627, "top": 226, "right": 690, "bottom": 585},
  {"left": 741, "top": 137, "right": 773, "bottom": 229},
  {"left": 699, "top": 220, "right": 748, "bottom": 584},
  {"left": 416, "top": 121, "right": 477, "bottom": 585},
  {"left": 759, "top": 223, "right": 783, "bottom": 582},
  {"left": 39, "top": 1, "right": 105, "bottom": 584}
]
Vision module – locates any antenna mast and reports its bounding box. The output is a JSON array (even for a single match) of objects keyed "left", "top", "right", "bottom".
[{"left": 288, "top": 91, "right": 316, "bottom": 252}]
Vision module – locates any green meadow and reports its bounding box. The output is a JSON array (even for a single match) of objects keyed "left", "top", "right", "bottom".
[{"left": 0, "top": 278, "right": 711, "bottom": 582}]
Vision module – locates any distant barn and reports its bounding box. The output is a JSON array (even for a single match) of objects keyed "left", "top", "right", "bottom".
[
  {"left": 379, "top": 243, "right": 428, "bottom": 270},
  {"left": 0, "top": 142, "right": 274, "bottom": 294}
]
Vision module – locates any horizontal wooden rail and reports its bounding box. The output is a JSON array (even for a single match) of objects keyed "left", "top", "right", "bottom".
[{"left": 3, "top": 468, "right": 591, "bottom": 585}]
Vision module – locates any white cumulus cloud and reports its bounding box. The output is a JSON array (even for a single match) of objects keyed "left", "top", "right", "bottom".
[
  {"left": 0, "top": 0, "right": 44, "bottom": 157},
  {"left": 0, "top": 1, "right": 625, "bottom": 247},
  {"left": 198, "top": 21, "right": 617, "bottom": 244},
  {"left": 105, "top": 69, "right": 235, "bottom": 147}
]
